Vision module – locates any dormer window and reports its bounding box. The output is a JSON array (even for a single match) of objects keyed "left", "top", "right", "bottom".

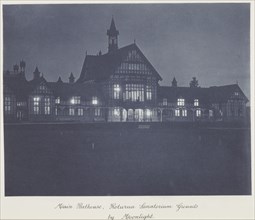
[
  {"left": 114, "top": 84, "right": 120, "bottom": 99},
  {"left": 163, "top": 98, "right": 167, "bottom": 106},
  {"left": 194, "top": 99, "right": 199, "bottom": 106},
  {"left": 70, "top": 96, "right": 80, "bottom": 104},
  {"left": 92, "top": 96, "right": 98, "bottom": 105},
  {"left": 177, "top": 98, "right": 185, "bottom": 106}
]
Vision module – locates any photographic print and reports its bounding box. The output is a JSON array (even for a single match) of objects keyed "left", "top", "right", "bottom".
[{"left": 2, "top": 3, "right": 251, "bottom": 199}]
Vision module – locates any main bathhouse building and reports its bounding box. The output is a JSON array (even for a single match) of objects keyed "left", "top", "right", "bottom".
[{"left": 3, "top": 18, "right": 249, "bottom": 123}]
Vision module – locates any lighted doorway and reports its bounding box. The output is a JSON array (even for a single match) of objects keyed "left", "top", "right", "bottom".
[
  {"left": 122, "top": 109, "right": 127, "bottom": 122},
  {"left": 127, "top": 109, "right": 134, "bottom": 121},
  {"left": 135, "top": 109, "right": 144, "bottom": 122}
]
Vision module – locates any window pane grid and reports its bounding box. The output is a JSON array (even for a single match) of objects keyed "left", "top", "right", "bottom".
[
  {"left": 113, "top": 84, "right": 120, "bottom": 99},
  {"left": 44, "top": 97, "right": 50, "bottom": 115},
  {"left": 177, "top": 98, "right": 185, "bottom": 106},
  {"left": 125, "top": 84, "right": 144, "bottom": 102}
]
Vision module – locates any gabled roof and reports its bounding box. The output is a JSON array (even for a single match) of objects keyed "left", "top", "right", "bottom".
[
  {"left": 77, "top": 43, "right": 162, "bottom": 83},
  {"left": 158, "top": 84, "right": 249, "bottom": 104},
  {"left": 208, "top": 84, "right": 249, "bottom": 103},
  {"left": 158, "top": 86, "right": 211, "bottom": 104},
  {"left": 4, "top": 71, "right": 104, "bottom": 101}
]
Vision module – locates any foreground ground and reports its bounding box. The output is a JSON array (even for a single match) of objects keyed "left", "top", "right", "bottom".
[{"left": 4, "top": 122, "right": 251, "bottom": 196}]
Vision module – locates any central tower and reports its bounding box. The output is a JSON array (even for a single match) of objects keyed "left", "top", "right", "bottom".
[{"left": 107, "top": 18, "right": 119, "bottom": 53}]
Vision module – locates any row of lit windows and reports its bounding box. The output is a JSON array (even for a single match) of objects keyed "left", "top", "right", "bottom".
[
  {"left": 163, "top": 98, "right": 199, "bottom": 106},
  {"left": 55, "top": 107, "right": 101, "bottom": 116},
  {"left": 173, "top": 109, "right": 213, "bottom": 117},
  {"left": 55, "top": 96, "right": 98, "bottom": 105},
  {"left": 113, "top": 84, "right": 152, "bottom": 101},
  {"left": 67, "top": 107, "right": 100, "bottom": 116},
  {"left": 112, "top": 108, "right": 153, "bottom": 117},
  {"left": 125, "top": 84, "right": 144, "bottom": 102},
  {"left": 175, "top": 109, "right": 201, "bottom": 117},
  {"left": 32, "top": 96, "right": 51, "bottom": 115}
]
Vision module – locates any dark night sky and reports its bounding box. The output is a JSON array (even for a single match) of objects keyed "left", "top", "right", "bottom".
[{"left": 3, "top": 3, "right": 250, "bottom": 99}]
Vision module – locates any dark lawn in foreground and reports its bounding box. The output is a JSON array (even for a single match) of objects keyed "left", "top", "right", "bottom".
[{"left": 4, "top": 123, "right": 251, "bottom": 196}]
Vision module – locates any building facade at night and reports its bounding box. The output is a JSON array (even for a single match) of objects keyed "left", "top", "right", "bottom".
[{"left": 3, "top": 19, "right": 248, "bottom": 123}]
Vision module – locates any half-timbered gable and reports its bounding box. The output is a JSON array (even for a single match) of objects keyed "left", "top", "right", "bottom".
[
  {"left": 208, "top": 84, "right": 248, "bottom": 120},
  {"left": 77, "top": 40, "right": 162, "bottom": 122}
]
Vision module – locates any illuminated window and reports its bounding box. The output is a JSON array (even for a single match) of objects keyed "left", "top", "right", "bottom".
[
  {"left": 55, "top": 97, "right": 60, "bottom": 104},
  {"left": 182, "top": 109, "right": 187, "bottom": 117},
  {"left": 78, "top": 108, "right": 83, "bottom": 116},
  {"left": 17, "top": 102, "right": 26, "bottom": 107},
  {"left": 92, "top": 96, "right": 98, "bottom": 105},
  {"left": 177, "top": 98, "right": 185, "bottom": 106},
  {"left": 95, "top": 108, "right": 100, "bottom": 116},
  {"left": 209, "top": 110, "right": 213, "bottom": 117},
  {"left": 33, "top": 97, "right": 40, "bottom": 115},
  {"left": 146, "top": 109, "right": 151, "bottom": 117},
  {"left": 175, "top": 109, "right": 180, "bottom": 117},
  {"left": 114, "top": 108, "right": 120, "bottom": 116},
  {"left": 194, "top": 99, "right": 199, "bottom": 106},
  {"left": 39, "top": 84, "right": 46, "bottom": 92},
  {"left": 69, "top": 107, "right": 75, "bottom": 116},
  {"left": 70, "top": 96, "right": 80, "bottom": 104},
  {"left": 163, "top": 98, "right": 167, "bottom": 106},
  {"left": 114, "top": 84, "right": 120, "bottom": 99},
  {"left": 196, "top": 109, "right": 201, "bottom": 117},
  {"left": 4, "top": 96, "right": 11, "bottom": 114},
  {"left": 146, "top": 86, "right": 152, "bottom": 100},
  {"left": 234, "top": 92, "right": 239, "bottom": 96},
  {"left": 125, "top": 84, "right": 144, "bottom": 102},
  {"left": 44, "top": 97, "right": 50, "bottom": 115}
]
